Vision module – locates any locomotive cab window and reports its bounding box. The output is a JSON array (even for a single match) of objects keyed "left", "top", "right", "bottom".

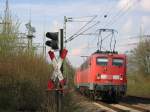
[
  {"left": 96, "top": 57, "right": 108, "bottom": 66},
  {"left": 112, "top": 58, "right": 124, "bottom": 66}
]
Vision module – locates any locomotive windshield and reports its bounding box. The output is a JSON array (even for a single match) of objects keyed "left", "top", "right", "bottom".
[
  {"left": 112, "top": 58, "right": 124, "bottom": 66},
  {"left": 96, "top": 57, "right": 108, "bottom": 66}
]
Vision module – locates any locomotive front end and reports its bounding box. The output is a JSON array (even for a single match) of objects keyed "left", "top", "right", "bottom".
[{"left": 93, "top": 53, "right": 127, "bottom": 100}]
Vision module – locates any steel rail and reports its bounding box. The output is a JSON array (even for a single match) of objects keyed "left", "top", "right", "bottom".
[
  {"left": 96, "top": 101, "right": 127, "bottom": 112},
  {"left": 119, "top": 102, "right": 150, "bottom": 112}
]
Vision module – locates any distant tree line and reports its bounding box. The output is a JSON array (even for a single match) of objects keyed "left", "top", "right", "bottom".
[
  {"left": 0, "top": 5, "right": 50, "bottom": 111},
  {"left": 128, "top": 38, "right": 150, "bottom": 76}
]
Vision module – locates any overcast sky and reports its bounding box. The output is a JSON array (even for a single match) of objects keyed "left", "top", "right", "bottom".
[{"left": 0, "top": 0, "right": 150, "bottom": 67}]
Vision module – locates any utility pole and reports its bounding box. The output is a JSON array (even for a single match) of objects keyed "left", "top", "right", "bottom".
[
  {"left": 1, "top": 0, "right": 11, "bottom": 34},
  {"left": 146, "top": 56, "right": 150, "bottom": 73},
  {"left": 63, "top": 16, "right": 67, "bottom": 47},
  {"left": 43, "top": 32, "right": 46, "bottom": 59},
  {"left": 60, "top": 29, "right": 64, "bottom": 73},
  {"left": 64, "top": 16, "right": 100, "bottom": 43},
  {"left": 139, "top": 23, "right": 143, "bottom": 42},
  {"left": 25, "top": 20, "right": 36, "bottom": 51},
  {"left": 57, "top": 29, "right": 65, "bottom": 112}
]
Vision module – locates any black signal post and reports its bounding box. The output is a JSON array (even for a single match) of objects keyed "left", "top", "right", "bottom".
[
  {"left": 45, "top": 29, "right": 65, "bottom": 112},
  {"left": 60, "top": 29, "right": 64, "bottom": 73},
  {"left": 59, "top": 29, "right": 64, "bottom": 112},
  {"left": 45, "top": 30, "right": 64, "bottom": 72},
  {"left": 45, "top": 32, "right": 59, "bottom": 50}
]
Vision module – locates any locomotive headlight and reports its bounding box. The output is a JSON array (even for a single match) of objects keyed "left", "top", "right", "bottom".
[
  {"left": 113, "top": 75, "right": 123, "bottom": 80},
  {"left": 120, "top": 75, "right": 123, "bottom": 80},
  {"left": 96, "top": 74, "right": 107, "bottom": 79},
  {"left": 96, "top": 73, "right": 101, "bottom": 79},
  {"left": 113, "top": 75, "right": 120, "bottom": 80},
  {"left": 100, "top": 74, "right": 107, "bottom": 79}
]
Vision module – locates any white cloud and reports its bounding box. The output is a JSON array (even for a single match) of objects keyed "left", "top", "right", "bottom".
[
  {"left": 70, "top": 48, "right": 82, "bottom": 56},
  {"left": 141, "top": 15, "right": 150, "bottom": 33},
  {"left": 116, "top": 0, "right": 150, "bottom": 12},
  {"left": 10, "top": 2, "right": 103, "bottom": 18},
  {"left": 142, "top": 16, "right": 150, "bottom": 25},
  {"left": 117, "top": 0, "right": 137, "bottom": 11},
  {"left": 50, "top": 20, "right": 63, "bottom": 32},
  {"left": 140, "top": 0, "right": 150, "bottom": 12},
  {"left": 121, "top": 18, "right": 133, "bottom": 34},
  {"left": 69, "top": 44, "right": 88, "bottom": 56},
  {"left": 117, "top": 0, "right": 130, "bottom": 11}
]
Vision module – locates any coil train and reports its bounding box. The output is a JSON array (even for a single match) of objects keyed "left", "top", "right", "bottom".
[{"left": 74, "top": 51, "right": 127, "bottom": 101}]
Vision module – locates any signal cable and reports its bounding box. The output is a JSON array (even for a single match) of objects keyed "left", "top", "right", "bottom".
[
  {"left": 88, "top": 0, "right": 132, "bottom": 48},
  {"left": 70, "top": 15, "right": 97, "bottom": 19},
  {"left": 65, "top": 21, "right": 100, "bottom": 43},
  {"left": 68, "top": 15, "right": 97, "bottom": 40},
  {"left": 81, "top": 0, "right": 130, "bottom": 53},
  {"left": 104, "top": 6, "right": 131, "bottom": 27},
  {"left": 103, "top": 0, "right": 139, "bottom": 28},
  {"left": 88, "top": 1, "right": 118, "bottom": 47},
  {"left": 112, "top": 1, "right": 139, "bottom": 28},
  {"left": 102, "top": 0, "right": 131, "bottom": 27},
  {"left": 98, "top": 1, "right": 116, "bottom": 27}
]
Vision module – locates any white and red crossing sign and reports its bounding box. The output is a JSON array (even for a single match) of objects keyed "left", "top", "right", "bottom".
[{"left": 47, "top": 49, "right": 68, "bottom": 90}]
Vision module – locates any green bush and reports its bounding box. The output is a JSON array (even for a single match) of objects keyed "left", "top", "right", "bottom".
[
  {"left": 127, "top": 74, "right": 150, "bottom": 96},
  {"left": 0, "top": 7, "right": 52, "bottom": 111},
  {"left": 0, "top": 52, "right": 51, "bottom": 111},
  {"left": 127, "top": 38, "right": 150, "bottom": 96}
]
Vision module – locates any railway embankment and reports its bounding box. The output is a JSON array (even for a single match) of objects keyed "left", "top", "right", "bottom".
[
  {"left": 64, "top": 90, "right": 150, "bottom": 112},
  {"left": 127, "top": 74, "right": 150, "bottom": 97},
  {"left": 63, "top": 90, "right": 106, "bottom": 112},
  {"left": 127, "top": 39, "right": 150, "bottom": 97}
]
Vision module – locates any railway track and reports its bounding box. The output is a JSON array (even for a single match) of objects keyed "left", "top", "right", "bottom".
[
  {"left": 75, "top": 91, "right": 150, "bottom": 112},
  {"left": 94, "top": 101, "right": 126, "bottom": 112},
  {"left": 119, "top": 102, "right": 150, "bottom": 112},
  {"left": 121, "top": 95, "right": 150, "bottom": 111},
  {"left": 93, "top": 95, "right": 150, "bottom": 112},
  {"left": 126, "top": 95, "right": 150, "bottom": 101},
  {"left": 94, "top": 101, "right": 150, "bottom": 112}
]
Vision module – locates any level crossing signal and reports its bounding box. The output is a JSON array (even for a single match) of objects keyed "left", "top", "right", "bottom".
[{"left": 45, "top": 32, "right": 59, "bottom": 50}]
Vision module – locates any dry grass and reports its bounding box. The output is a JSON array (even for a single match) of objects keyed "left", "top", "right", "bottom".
[
  {"left": 127, "top": 74, "right": 150, "bottom": 97},
  {"left": 0, "top": 51, "right": 52, "bottom": 111}
]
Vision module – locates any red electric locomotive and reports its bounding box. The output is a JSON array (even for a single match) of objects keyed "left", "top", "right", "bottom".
[{"left": 74, "top": 51, "right": 127, "bottom": 101}]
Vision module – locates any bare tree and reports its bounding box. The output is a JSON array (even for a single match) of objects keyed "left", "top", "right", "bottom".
[{"left": 128, "top": 39, "right": 150, "bottom": 75}]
